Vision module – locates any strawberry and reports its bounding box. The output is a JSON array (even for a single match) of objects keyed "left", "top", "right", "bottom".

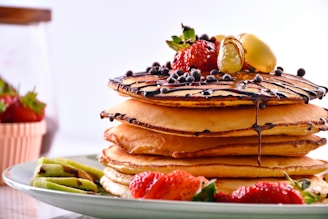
[
  {"left": 1, "top": 91, "right": 46, "bottom": 123},
  {"left": 0, "top": 77, "right": 18, "bottom": 119},
  {"left": 0, "top": 94, "right": 17, "bottom": 114},
  {"left": 231, "top": 181, "right": 305, "bottom": 204},
  {"left": 213, "top": 191, "right": 234, "bottom": 203},
  {"left": 167, "top": 24, "right": 220, "bottom": 72},
  {"left": 212, "top": 173, "right": 325, "bottom": 204},
  {"left": 149, "top": 170, "right": 208, "bottom": 201},
  {"left": 129, "top": 170, "right": 208, "bottom": 201},
  {"left": 129, "top": 171, "right": 165, "bottom": 198}
]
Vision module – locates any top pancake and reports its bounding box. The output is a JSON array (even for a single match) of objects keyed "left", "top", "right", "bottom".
[{"left": 108, "top": 70, "right": 327, "bottom": 107}]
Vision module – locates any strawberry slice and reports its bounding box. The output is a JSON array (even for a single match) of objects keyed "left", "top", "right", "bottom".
[
  {"left": 129, "top": 171, "right": 165, "bottom": 198},
  {"left": 149, "top": 170, "right": 208, "bottom": 201},
  {"left": 231, "top": 181, "right": 305, "bottom": 204},
  {"left": 129, "top": 170, "right": 208, "bottom": 201}
]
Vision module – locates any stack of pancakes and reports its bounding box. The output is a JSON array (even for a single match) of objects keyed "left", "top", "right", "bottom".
[{"left": 99, "top": 68, "right": 328, "bottom": 200}]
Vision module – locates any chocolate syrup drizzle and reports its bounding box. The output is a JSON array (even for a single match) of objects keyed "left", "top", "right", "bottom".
[
  {"left": 110, "top": 71, "right": 327, "bottom": 106},
  {"left": 107, "top": 68, "right": 328, "bottom": 166},
  {"left": 252, "top": 100, "right": 275, "bottom": 165}
]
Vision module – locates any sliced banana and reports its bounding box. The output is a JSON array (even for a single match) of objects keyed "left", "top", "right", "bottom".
[{"left": 239, "top": 33, "right": 276, "bottom": 73}]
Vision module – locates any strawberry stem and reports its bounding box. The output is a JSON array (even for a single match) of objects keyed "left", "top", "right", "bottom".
[{"left": 166, "top": 23, "right": 196, "bottom": 52}]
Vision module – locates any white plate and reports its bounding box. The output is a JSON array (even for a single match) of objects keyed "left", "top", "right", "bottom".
[{"left": 2, "top": 154, "right": 328, "bottom": 219}]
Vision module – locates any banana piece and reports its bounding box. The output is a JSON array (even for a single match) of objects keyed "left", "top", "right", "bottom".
[
  {"left": 30, "top": 177, "right": 98, "bottom": 192},
  {"left": 31, "top": 178, "right": 97, "bottom": 194}
]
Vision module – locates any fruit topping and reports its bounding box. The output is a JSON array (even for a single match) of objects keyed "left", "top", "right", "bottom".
[
  {"left": 217, "top": 36, "right": 244, "bottom": 74},
  {"left": 238, "top": 33, "right": 276, "bottom": 73},
  {"left": 166, "top": 25, "right": 277, "bottom": 74},
  {"left": 167, "top": 24, "right": 219, "bottom": 72}
]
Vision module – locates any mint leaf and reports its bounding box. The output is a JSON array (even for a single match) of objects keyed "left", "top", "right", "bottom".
[
  {"left": 166, "top": 24, "right": 196, "bottom": 52},
  {"left": 192, "top": 179, "right": 217, "bottom": 202}
]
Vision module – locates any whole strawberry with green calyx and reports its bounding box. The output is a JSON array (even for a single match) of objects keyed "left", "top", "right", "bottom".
[
  {"left": 1, "top": 90, "right": 46, "bottom": 123},
  {"left": 167, "top": 24, "right": 220, "bottom": 72}
]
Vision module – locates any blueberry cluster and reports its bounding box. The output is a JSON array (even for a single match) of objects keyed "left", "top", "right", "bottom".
[{"left": 167, "top": 69, "right": 202, "bottom": 84}]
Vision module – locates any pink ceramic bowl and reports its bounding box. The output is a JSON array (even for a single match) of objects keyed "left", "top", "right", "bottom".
[{"left": 0, "top": 120, "right": 46, "bottom": 185}]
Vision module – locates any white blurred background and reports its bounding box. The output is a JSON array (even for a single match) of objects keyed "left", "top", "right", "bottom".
[{"left": 0, "top": 0, "right": 328, "bottom": 157}]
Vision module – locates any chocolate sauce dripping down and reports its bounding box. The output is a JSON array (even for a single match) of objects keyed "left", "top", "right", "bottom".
[
  {"left": 252, "top": 100, "right": 263, "bottom": 166},
  {"left": 251, "top": 100, "right": 275, "bottom": 166}
]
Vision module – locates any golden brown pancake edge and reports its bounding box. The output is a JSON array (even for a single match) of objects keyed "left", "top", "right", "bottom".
[
  {"left": 99, "top": 145, "right": 328, "bottom": 178},
  {"left": 101, "top": 99, "right": 328, "bottom": 137},
  {"left": 104, "top": 124, "right": 327, "bottom": 157}
]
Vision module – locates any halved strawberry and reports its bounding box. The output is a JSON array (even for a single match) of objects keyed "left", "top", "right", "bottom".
[
  {"left": 231, "top": 181, "right": 305, "bottom": 204},
  {"left": 150, "top": 170, "right": 208, "bottom": 201},
  {"left": 129, "top": 170, "right": 208, "bottom": 201}
]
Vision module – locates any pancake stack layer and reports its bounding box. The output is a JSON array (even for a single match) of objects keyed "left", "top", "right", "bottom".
[{"left": 99, "top": 66, "right": 328, "bottom": 201}]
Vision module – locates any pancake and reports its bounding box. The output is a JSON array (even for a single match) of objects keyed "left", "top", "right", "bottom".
[
  {"left": 103, "top": 166, "right": 133, "bottom": 185},
  {"left": 101, "top": 165, "right": 328, "bottom": 202},
  {"left": 100, "top": 99, "right": 328, "bottom": 137},
  {"left": 99, "top": 145, "right": 328, "bottom": 178},
  {"left": 100, "top": 175, "right": 132, "bottom": 198},
  {"left": 108, "top": 70, "right": 327, "bottom": 107},
  {"left": 104, "top": 124, "right": 326, "bottom": 157}
]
